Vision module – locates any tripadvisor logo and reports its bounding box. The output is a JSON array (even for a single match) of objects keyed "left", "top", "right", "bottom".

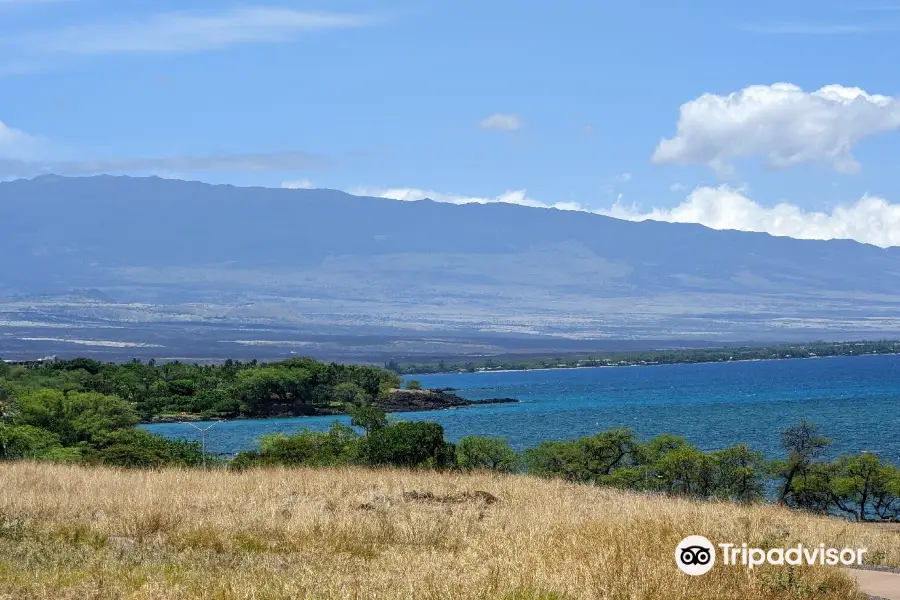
[
  {"left": 675, "top": 536, "right": 716, "bottom": 576},
  {"left": 675, "top": 536, "right": 867, "bottom": 576}
]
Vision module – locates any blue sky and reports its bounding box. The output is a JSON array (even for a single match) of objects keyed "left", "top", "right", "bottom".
[{"left": 3, "top": 0, "right": 900, "bottom": 245}]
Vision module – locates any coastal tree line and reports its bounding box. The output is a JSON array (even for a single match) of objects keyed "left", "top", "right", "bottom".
[
  {"left": 0, "top": 356, "right": 402, "bottom": 420},
  {"left": 387, "top": 340, "right": 900, "bottom": 375},
  {"left": 1, "top": 356, "right": 899, "bottom": 522}
]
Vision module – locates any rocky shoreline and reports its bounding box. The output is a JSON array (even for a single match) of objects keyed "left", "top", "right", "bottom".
[
  {"left": 143, "top": 388, "right": 518, "bottom": 424},
  {"left": 375, "top": 388, "right": 517, "bottom": 412}
]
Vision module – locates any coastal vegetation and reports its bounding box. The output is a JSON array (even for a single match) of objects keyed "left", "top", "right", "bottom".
[
  {"left": 2, "top": 355, "right": 899, "bottom": 523},
  {"left": 227, "top": 418, "right": 900, "bottom": 521},
  {"left": 3, "top": 354, "right": 900, "bottom": 598},
  {"left": 0, "top": 356, "right": 403, "bottom": 422},
  {"left": 387, "top": 339, "right": 900, "bottom": 374}
]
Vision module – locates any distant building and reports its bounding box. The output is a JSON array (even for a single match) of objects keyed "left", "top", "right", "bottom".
[{"left": 2, "top": 355, "right": 59, "bottom": 366}]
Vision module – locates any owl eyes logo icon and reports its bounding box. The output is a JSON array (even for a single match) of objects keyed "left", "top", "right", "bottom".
[
  {"left": 680, "top": 545, "right": 712, "bottom": 566},
  {"left": 675, "top": 536, "right": 716, "bottom": 575}
]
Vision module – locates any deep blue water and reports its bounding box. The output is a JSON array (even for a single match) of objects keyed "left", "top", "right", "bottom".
[{"left": 144, "top": 355, "right": 900, "bottom": 463}]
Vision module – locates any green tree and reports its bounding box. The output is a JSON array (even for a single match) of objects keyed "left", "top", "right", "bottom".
[
  {"left": 254, "top": 423, "right": 359, "bottom": 467},
  {"left": 358, "top": 421, "right": 455, "bottom": 469},
  {"left": 651, "top": 445, "right": 716, "bottom": 497},
  {"left": 826, "top": 453, "right": 900, "bottom": 521},
  {"left": 332, "top": 382, "right": 372, "bottom": 406},
  {"left": 233, "top": 367, "right": 312, "bottom": 416},
  {"left": 523, "top": 440, "right": 583, "bottom": 481},
  {"left": 0, "top": 383, "right": 20, "bottom": 458},
  {"left": 405, "top": 379, "right": 423, "bottom": 390},
  {"left": 0, "top": 423, "right": 67, "bottom": 460},
  {"left": 456, "top": 436, "right": 520, "bottom": 473},
  {"left": 0, "top": 383, "right": 19, "bottom": 423},
  {"left": 524, "top": 428, "right": 637, "bottom": 484},
  {"left": 633, "top": 434, "right": 689, "bottom": 464},
  {"left": 772, "top": 420, "right": 832, "bottom": 506},
  {"left": 86, "top": 429, "right": 204, "bottom": 468},
  {"left": 349, "top": 403, "right": 387, "bottom": 435},
  {"left": 18, "top": 389, "right": 138, "bottom": 448},
  {"left": 712, "top": 444, "right": 766, "bottom": 503}
]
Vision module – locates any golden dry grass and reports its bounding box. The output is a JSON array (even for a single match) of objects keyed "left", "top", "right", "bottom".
[{"left": 1, "top": 462, "right": 898, "bottom": 600}]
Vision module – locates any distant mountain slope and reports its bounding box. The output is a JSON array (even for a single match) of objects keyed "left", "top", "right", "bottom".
[{"left": 3, "top": 174, "right": 900, "bottom": 343}]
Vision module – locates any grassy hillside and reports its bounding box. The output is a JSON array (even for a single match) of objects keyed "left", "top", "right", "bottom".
[{"left": 1, "top": 463, "right": 898, "bottom": 599}]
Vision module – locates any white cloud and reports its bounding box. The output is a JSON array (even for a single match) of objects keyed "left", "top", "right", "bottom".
[
  {"left": 477, "top": 113, "right": 521, "bottom": 132},
  {"left": 652, "top": 83, "right": 900, "bottom": 174},
  {"left": 13, "top": 7, "right": 375, "bottom": 55},
  {"left": 351, "top": 186, "right": 586, "bottom": 211},
  {"left": 0, "top": 120, "right": 42, "bottom": 159},
  {"left": 597, "top": 185, "right": 900, "bottom": 248},
  {"left": 352, "top": 183, "right": 900, "bottom": 248},
  {"left": 282, "top": 178, "right": 314, "bottom": 189},
  {"left": 669, "top": 183, "right": 687, "bottom": 193}
]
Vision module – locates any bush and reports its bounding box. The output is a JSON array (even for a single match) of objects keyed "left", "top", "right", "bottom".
[
  {"left": 229, "top": 450, "right": 265, "bottom": 471},
  {"left": 255, "top": 423, "right": 359, "bottom": 467},
  {"left": 358, "top": 421, "right": 455, "bottom": 469},
  {"left": 0, "top": 383, "right": 19, "bottom": 423},
  {"left": 712, "top": 444, "right": 766, "bottom": 503},
  {"left": 86, "top": 429, "right": 205, "bottom": 468},
  {"left": 349, "top": 403, "right": 387, "bottom": 434},
  {"left": 783, "top": 452, "right": 900, "bottom": 521},
  {"left": 405, "top": 379, "right": 423, "bottom": 390},
  {"left": 523, "top": 430, "right": 765, "bottom": 503},
  {"left": 36, "top": 446, "right": 83, "bottom": 463},
  {"left": 523, "top": 428, "right": 637, "bottom": 484},
  {"left": 18, "top": 389, "right": 138, "bottom": 447},
  {"left": 0, "top": 423, "right": 65, "bottom": 460},
  {"left": 456, "top": 436, "right": 520, "bottom": 473}
]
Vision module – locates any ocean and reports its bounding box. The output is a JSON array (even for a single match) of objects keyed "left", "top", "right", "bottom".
[{"left": 143, "top": 354, "right": 900, "bottom": 462}]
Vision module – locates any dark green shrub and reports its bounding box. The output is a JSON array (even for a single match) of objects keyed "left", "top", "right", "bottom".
[
  {"left": 229, "top": 450, "right": 265, "bottom": 471},
  {"left": 456, "top": 436, "right": 520, "bottom": 473},
  {"left": 86, "top": 429, "right": 204, "bottom": 468},
  {"left": 0, "top": 423, "right": 64, "bottom": 460},
  {"left": 255, "top": 423, "right": 359, "bottom": 467},
  {"left": 358, "top": 421, "right": 454, "bottom": 469}
]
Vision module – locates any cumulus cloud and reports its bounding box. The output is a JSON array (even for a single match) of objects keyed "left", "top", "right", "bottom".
[
  {"left": 653, "top": 83, "right": 900, "bottom": 174},
  {"left": 351, "top": 186, "right": 586, "bottom": 211},
  {"left": 11, "top": 7, "right": 376, "bottom": 55},
  {"left": 597, "top": 185, "right": 900, "bottom": 248},
  {"left": 477, "top": 113, "right": 521, "bottom": 132},
  {"left": 0, "top": 120, "right": 43, "bottom": 159},
  {"left": 352, "top": 183, "right": 900, "bottom": 248},
  {"left": 282, "top": 178, "right": 314, "bottom": 189}
]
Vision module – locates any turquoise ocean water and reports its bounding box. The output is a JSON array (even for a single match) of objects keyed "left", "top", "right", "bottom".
[{"left": 144, "top": 354, "right": 900, "bottom": 462}]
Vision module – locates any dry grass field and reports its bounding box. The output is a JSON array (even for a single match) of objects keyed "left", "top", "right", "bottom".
[{"left": 1, "top": 463, "right": 898, "bottom": 600}]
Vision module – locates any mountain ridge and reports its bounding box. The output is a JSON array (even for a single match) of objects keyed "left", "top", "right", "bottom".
[{"left": 2, "top": 174, "right": 899, "bottom": 356}]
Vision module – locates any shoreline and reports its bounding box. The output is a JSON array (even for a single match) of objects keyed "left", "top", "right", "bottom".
[
  {"left": 140, "top": 392, "right": 518, "bottom": 426},
  {"left": 400, "top": 350, "right": 898, "bottom": 377}
]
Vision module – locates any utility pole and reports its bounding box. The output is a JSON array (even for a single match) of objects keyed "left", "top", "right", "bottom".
[{"left": 181, "top": 421, "right": 220, "bottom": 469}]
